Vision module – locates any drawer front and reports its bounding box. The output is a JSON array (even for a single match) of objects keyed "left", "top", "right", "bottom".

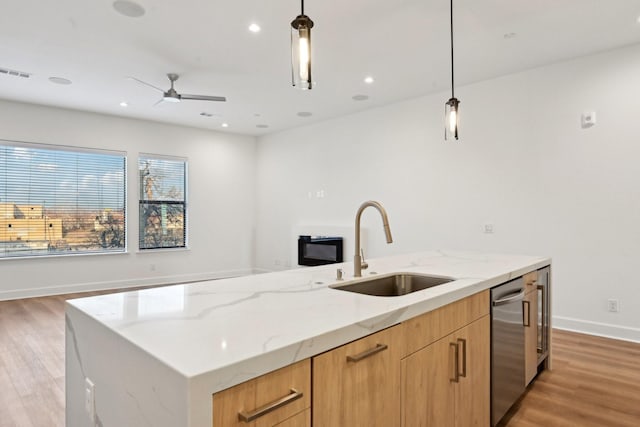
[
  {"left": 212, "top": 359, "right": 310, "bottom": 427},
  {"left": 403, "top": 290, "right": 489, "bottom": 356}
]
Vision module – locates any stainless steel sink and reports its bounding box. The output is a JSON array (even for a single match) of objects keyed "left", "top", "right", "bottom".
[{"left": 330, "top": 273, "right": 454, "bottom": 297}]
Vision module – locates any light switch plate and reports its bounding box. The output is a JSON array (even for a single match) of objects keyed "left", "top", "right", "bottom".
[{"left": 581, "top": 111, "right": 596, "bottom": 128}]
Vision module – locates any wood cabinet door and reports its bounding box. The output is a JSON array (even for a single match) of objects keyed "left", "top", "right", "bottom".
[
  {"left": 453, "top": 316, "right": 490, "bottom": 427},
  {"left": 313, "top": 325, "right": 403, "bottom": 427},
  {"left": 402, "top": 293, "right": 491, "bottom": 427},
  {"left": 402, "top": 336, "right": 455, "bottom": 427},
  {"left": 524, "top": 288, "right": 539, "bottom": 385}
]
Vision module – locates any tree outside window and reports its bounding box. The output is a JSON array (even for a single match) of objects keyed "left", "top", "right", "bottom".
[{"left": 138, "top": 155, "right": 186, "bottom": 250}]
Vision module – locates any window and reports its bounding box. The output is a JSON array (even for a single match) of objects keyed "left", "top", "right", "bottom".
[
  {"left": 0, "top": 140, "right": 126, "bottom": 258},
  {"left": 138, "top": 155, "right": 186, "bottom": 250}
]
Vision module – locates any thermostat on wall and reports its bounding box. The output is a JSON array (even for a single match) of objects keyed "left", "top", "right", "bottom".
[{"left": 581, "top": 111, "right": 596, "bottom": 128}]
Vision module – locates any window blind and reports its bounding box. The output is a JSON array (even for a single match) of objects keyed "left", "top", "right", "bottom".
[
  {"left": 138, "top": 155, "right": 187, "bottom": 250},
  {"left": 0, "top": 141, "right": 126, "bottom": 258}
]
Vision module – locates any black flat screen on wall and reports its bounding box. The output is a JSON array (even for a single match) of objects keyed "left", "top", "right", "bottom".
[{"left": 298, "top": 235, "right": 343, "bottom": 266}]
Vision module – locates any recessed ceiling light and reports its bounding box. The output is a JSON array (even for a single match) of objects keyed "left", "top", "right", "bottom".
[
  {"left": 256, "top": 124, "right": 269, "bottom": 129},
  {"left": 221, "top": 123, "right": 229, "bottom": 128},
  {"left": 352, "top": 94, "right": 369, "bottom": 101},
  {"left": 503, "top": 32, "right": 517, "bottom": 39},
  {"left": 364, "top": 76, "right": 374, "bottom": 84},
  {"left": 249, "top": 23, "right": 261, "bottom": 33},
  {"left": 48, "top": 77, "right": 72, "bottom": 85},
  {"left": 119, "top": 101, "right": 128, "bottom": 107},
  {"left": 113, "top": 1, "right": 145, "bottom": 18},
  {"left": 297, "top": 112, "right": 313, "bottom": 117}
]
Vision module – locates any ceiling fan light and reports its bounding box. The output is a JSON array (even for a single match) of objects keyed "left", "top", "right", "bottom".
[{"left": 163, "top": 95, "right": 181, "bottom": 103}]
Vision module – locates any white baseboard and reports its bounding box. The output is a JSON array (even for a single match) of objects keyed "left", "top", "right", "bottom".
[
  {"left": 553, "top": 315, "right": 640, "bottom": 344},
  {"left": 0, "top": 268, "right": 254, "bottom": 301}
]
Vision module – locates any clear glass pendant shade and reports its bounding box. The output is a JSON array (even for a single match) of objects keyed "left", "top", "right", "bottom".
[
  {"left": 445, "top": 97, "right": 460, "bottom": 141},
  {"left": 291, "top": 15, "right": 313, "bottom": 90}
]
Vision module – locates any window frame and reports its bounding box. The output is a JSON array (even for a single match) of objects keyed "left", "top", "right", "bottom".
[
  {"left": 137, "top": 153, "right": 188, "bottom": 251},
  {"left": 0, "top": 139, "right": 127, "bottom": 260}
]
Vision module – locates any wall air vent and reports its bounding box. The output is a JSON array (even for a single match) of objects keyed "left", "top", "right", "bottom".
[{"left": 0, "top": 67, "right": 31, "bottom": 78}]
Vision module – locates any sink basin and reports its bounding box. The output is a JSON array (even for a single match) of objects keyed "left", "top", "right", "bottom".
[{"left": 330, "top": 273, "right": 454, "bottom": 297}]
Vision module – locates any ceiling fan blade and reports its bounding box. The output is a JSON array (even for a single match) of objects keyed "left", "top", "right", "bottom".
[
  {"left": 127, "top": 76, "right": 165, "bottom": 93},
  {"left": 180, "top": 94, "right": 227, "bottom": 102},
  {"left": 152, "top": 98, "right": 165, "bottom": 107}
]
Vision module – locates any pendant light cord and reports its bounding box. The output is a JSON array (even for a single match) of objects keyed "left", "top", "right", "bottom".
[
  {"left": 450, "top": 0, "right": 455, "bottom": 98},
  {"left": 301, "top": 0, "right": 305, "bottom": 15}
]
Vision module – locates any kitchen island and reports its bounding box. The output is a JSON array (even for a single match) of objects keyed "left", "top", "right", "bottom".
[{"left": 66, "top": 250, "right": 551, "bottom": 426}]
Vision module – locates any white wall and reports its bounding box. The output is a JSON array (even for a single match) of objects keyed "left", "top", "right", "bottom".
[
  {"left": 255, "top": 43, "right": 640, "bottom": 342},
  {"left": 0, "top": 100, "right": 256, "bottom": 300}
]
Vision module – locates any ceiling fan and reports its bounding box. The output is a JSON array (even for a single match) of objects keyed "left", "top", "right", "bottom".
[{"left": 130, "top": 73, "right": 227, "bottom": 104}]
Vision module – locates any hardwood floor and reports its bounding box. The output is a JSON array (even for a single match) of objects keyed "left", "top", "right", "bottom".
[
  {"left": 1, "top": 294, "right": 67, "bottom": 427},
  {"left": 1, "top": 293, "right": 639, "bottom": 427},
  {"left": 0, "top": 289, "right": 130, "bottom": 427},
  {"left": 502, "top": 329, "right": 640, "bottom": 427}
]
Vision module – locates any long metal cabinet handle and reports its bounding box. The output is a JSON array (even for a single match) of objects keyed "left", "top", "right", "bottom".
[
  {"left": 544, "top": 270, "right": 550, "bottom": 353},
  {"left": 492, "top": 289, "right": 525, "bottom": 306},
  {"left": 523, "top": 300, "right": 531, "bottom": 327},
  {"left": 449, "top": 342, "right": 459, "bottom": 383},
  {"left": 237, "top": 388, "right": 303, "bottom": 422},
  {"left": 346, "top": 343, "right": 388, "bottom": 362},
  {"left": 457, "top": 338, "right": 467, "bottom": 378},
  {"left": 537, "top": 283, "right": 546, "bottom": 353}
]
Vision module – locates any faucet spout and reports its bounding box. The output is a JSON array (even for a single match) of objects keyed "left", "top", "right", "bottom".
[{"left": 354, "top": 200, "right": 393, "bottom": 277}]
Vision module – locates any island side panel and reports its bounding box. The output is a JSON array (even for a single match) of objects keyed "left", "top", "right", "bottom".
[{"left": 65, "top": 304, "right": 189, "bottom": 427}]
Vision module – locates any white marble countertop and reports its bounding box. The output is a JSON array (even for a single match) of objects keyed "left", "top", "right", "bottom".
[
  {"left": 66, "top": 250, "right": 550, "bottom": 426},
  {"left": 68, "top": 250, "right": 549, "bottom": 382}
]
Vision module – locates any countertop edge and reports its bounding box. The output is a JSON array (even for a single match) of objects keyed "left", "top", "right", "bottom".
[{"left": 191, "top": 257, "right": 552, "bottom": 392}]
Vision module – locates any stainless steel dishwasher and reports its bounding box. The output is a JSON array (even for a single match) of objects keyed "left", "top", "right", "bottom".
[{"left": 491, "top": 277, "right": 525, "bottom": 426}]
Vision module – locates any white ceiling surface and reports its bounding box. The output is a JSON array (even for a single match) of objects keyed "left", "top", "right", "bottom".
[{"left": 0, "top": 0, "right": 639, "bottom": 136}]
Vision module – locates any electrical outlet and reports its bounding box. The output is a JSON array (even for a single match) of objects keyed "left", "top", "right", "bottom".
[
  {"left": 84, "top": 377, "right": 96, "bottom": 421},
  {"left": 484, "top": 224, "right": 494, "bottom": 234},
  {"left": 607, "top": 299, "right": 619, "bottom": 313}
]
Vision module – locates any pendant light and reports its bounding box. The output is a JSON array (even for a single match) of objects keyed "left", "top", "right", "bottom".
[
  {"left": 445, "top": 0, "right": 460, "bottom": 140},
  {"left": 291, "top": 0, "right": 314, "bottom": 90}
]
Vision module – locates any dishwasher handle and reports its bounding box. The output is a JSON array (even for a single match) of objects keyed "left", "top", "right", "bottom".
[{"left": 492, "top": 289, "right": 525, "bottom": 306}]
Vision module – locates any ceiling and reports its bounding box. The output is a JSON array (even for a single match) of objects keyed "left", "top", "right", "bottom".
[{"left": 1, "top": 0, "right": 639, "bottom": 136}]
